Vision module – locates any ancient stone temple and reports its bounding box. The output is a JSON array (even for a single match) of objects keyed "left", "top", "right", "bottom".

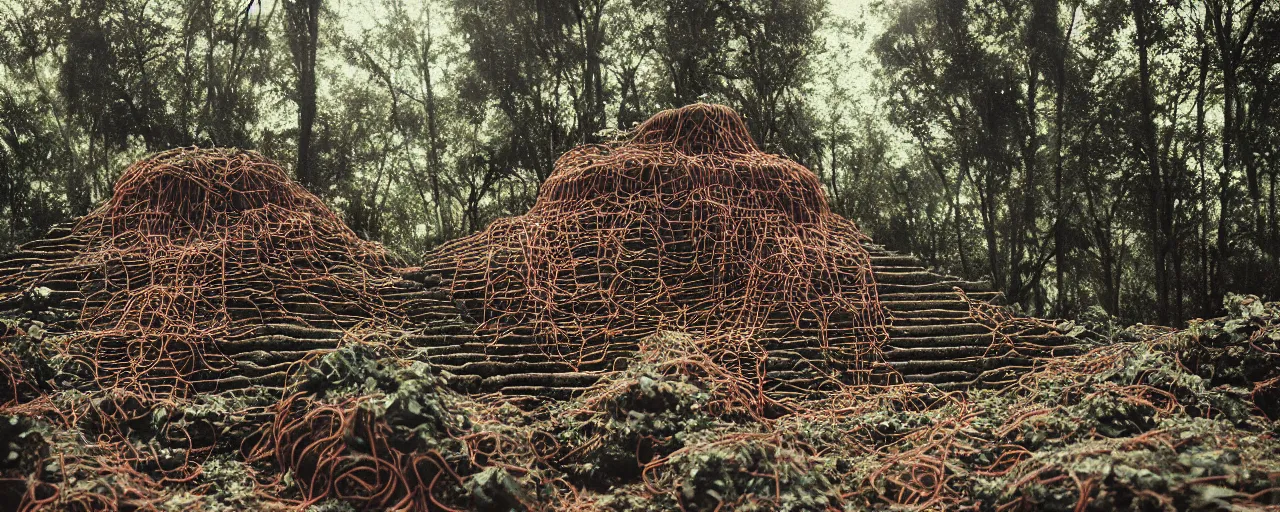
[
  {"left": 0, "top": 104, "right": 1077, "bottom": 404},
  {"left": 416, "top": 103, "right": 1079, "bottom": 398},
  {"left": 0, "top": 149, "right": 456, "bottom": 397},
  {"left": 11, "top": 100, "right": 1280, "bottom": 512}
]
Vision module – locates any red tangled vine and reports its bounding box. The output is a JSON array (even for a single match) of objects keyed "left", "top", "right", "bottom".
[
  {"left": 427, "top": 104, "right": 887, "bottom": 390},
  {"left": 0, "top": 148, "right": 405, "bottom": 397}
]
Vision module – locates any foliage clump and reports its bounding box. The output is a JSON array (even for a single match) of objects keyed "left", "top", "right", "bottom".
[
  {"left": 246, "top": 344, "right": 481, "bottom": 510},
  {"left": 654, "top": 431, "right": 843, "bottom": 512},
  {"left": 1159, "top": 293, "right": 1280, "bottom": 412},
  {"left": 555, "top": 333, "right": 724, "bottom": 489}
]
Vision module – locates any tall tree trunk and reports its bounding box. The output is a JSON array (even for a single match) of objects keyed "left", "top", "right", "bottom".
[
  {"left": 1270, "top": 170, "right": 1278, "bottom": 295},
  {"left": 1207, "top": 0, "right": 1263, "bottom": 305},
  {"left": 1195, "top": 8, "right": 1212, "bottom": 317},
  {"left": 828, "top": 119, "right": 842, "bottom": 208},
  {"left": 1132, "top": 0, "right": 1169, "bottom": 323},
  {"left": 1052, "top": 4, "right": 1077, "bottom": 317},
  {"left": 574, "top": 0, "right": 606, "bottom": 142},
  {"left": 973, "top": 168, "right": 1003, "bottom": 292},
  {"left": 1014, "top": 51, "right": 1040, "bottom": 308},
  {"left": 1215, "top": 8, "right": 1235, "bottom": 303},
  {"left": 421, "top": 17, "right": 447, "bottom": 245},
  {"left": 284, "top": 0, "right": 321, "bottom": 189}
]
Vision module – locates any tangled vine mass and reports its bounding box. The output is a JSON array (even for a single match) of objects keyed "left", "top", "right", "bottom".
[
  {"left": 0, "top": 105, "right": 1276, "bottom": 511},
  {"left": 0, "top": 148, "right": 411, "bottom": 397},
  {"left": 426, "top": 104, "right": 886, "bottom": 398}
]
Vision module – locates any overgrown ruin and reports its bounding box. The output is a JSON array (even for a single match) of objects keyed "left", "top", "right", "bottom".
[
  {"left": 419, "top": 103, "right": 1079, "bottom": 399},
  {"left": 0, "top": 105, "right": 1275, "bottom": 511},
  {"left": 0, "top": 148, "right": 447, "bottom": 396}
]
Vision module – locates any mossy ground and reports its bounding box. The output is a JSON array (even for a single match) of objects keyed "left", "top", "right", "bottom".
[{"left": 2, "top": 295, "right": 1278, "bottom": 511}]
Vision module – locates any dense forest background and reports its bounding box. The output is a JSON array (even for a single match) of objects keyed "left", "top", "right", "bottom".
[{"left": 0, "top": 0, "right": 1277, "bottom": 325}]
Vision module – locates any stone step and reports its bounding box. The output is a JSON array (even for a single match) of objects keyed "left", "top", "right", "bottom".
[
  {"left": 881, "top": 345, "right": 994, "bottom": 361},
  {"left": 886, "top": 333, "right": 993, "bottom": 348},
  {"left": 880, "top": 292, "right": 968, "bottom": 302},
  {"left": 873, "top": 271, "right": 966, "bottom": 285},
  {"left": 881, "top": 300, "right": 970, "bottom": 312},
  {"left": 887, "top": 323, "right": 990, "bottom": 337},
  {"left": 872, "top": 265, "right": 928, "bottom": 273},
  {"left": 875, "top": 281, "right": 994, "bottom": 294},
  {"left": 888, "top": 315, "right": 974, "bottom": 326},
  {"left": 867, "top": 255, "right": 921, "bottom": 267}
]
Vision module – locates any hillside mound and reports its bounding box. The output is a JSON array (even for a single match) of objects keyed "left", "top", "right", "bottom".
[
  {"left": 0, "top": 148, "right": 415, "bottom": 396},
  {"left": 425, "top": 104, "right": 887, "bottom": 394}
]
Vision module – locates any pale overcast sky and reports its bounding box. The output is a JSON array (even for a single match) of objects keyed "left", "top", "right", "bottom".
[{"left": 830, "top": 0, "right": 875, "bottom": 19}]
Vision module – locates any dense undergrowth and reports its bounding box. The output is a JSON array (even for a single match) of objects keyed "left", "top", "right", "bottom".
[{"left": 1, "top": 294, "right": 1278, "bottom": 511}]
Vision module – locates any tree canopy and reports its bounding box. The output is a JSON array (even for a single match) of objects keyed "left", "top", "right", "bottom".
[{"left": 0, "top": 0, "right": 1277, "bottom": 325}]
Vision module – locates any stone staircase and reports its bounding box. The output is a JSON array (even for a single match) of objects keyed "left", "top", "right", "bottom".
[
  {"left": 0, "top": 224, "right": 484, "bottom": 395},
  {"left": 0, "top": 226, "right": 1081, "bottom": 399},
  {"left": 404, "top": 241, "right": 1083, "bottom": 398},
  {"left": 867, "top": 244, "right": 1081, "bottom": 388}
]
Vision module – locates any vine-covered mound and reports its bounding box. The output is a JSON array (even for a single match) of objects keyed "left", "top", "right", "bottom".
[
  {"left": 0, "top": 148, "right": 443, "bottom": 397},
  {"left": 0, "top": 110, "right": 1269, "bottom": 511},
  {"left": 425, "top": 104, "right": 887, "bottom": 396}
]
